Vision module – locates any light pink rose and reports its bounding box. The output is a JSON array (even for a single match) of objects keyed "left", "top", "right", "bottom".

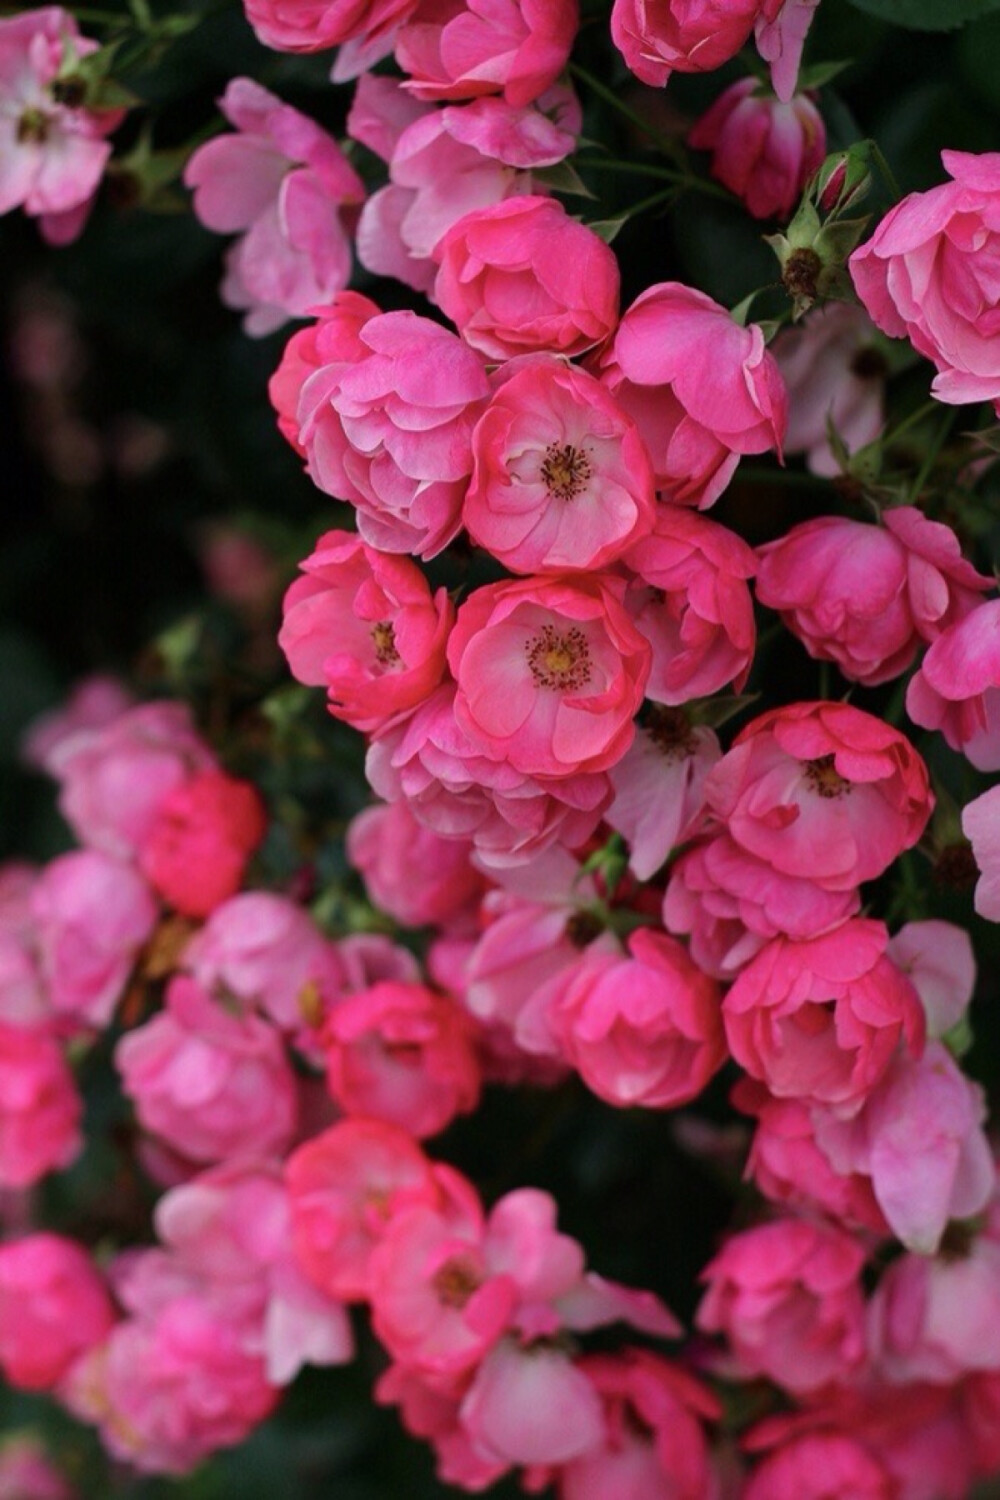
[
  {"left": 21, "top": 674, "right": 132, "bottom": 773},
  {"left": 964, "top": 784, "right": 1000, "bottom": 920},
  {"left": 115, "top": 975, "right": 298, "bottom": 1163},
  {"left": 543, "top": 927, "right": 725, "bottom": 1109},
  {"left": 663, "top": 833, "right": 861, "bottom": 980},
  {"left": 907, "top": 598, "right": 1000, "bottom": 770},
  {"left": 296, "top": 307, "right": 491, "bottom": 557},
  {"left": 45, "top": 701, "right": 216, "bottom": 861},
  {"left": 851, "top": 151, "right": 1000, "bottom": 412},
  {"left": 241, "top": 0, "right": 417, "bottom": 60},
  {"left": 435, "top": 196, "right": 620, "bottom": 361},
  {"left": 689, "top": 78, "right": 825, "bottom": 220},
  {"left": 770, "top": 303, "right": 887, "bottom": 475},
  {"left": 624, "top": 506, "right": 757, "bottom": 704},
  {"left": 347, "top": 801, "right": 485, "bottom": 928},
  {"left": 0, "top": 1020, "right": 81, "bottom": 1187},
  {"left": 606, "top": 713, "right": 720, "bottom": 881},
  {"left": 460, "top": 1338, "right": 605, "bottom": 1466},
  {"left": 0, "top": 1437, "right": 76, "bottom": 1500},
  {"left": 722, "top": 919, "right": 926, "bottom": 1113},
  {"left": 395, "top": 0, "right": 578, "bottom": 107},
  {"left": 465, "top": 356, "right": 656, "bottom": 575},
  {"left": 0, "top": 864, "right": 47, "bottom": 1029},
  {"left": 598, "top": 281, "right": 787, "bottom": 508},
  {"left": 0, "top": 7, "right": 125, "bottom": 243},
  {"left": 279, "top": 529, "right": 454, "bottom": 732},
  {"left": 184, "top": 77, "right": 363, "bottom": 336},
  {"left": 367, "top": 685, "right": 612, "bottom": 868},
  {"left": 887, "top": 919, "right": 976, "bottom": 1038},
  {"left": 30, "top": 850, "right": 157, "bottom": 1028},
  {"left": 756, "top": 508, "right": 991, "bottom": 687},
  {"left": 696, "top": 1218, "right": 867, "bottom": 1394},
  {"left": 868, "top": 1235, "right": 1000, "bottom": 1384},
  {"left": 755, "top": 0, "right": 820, "bottom": 102},
  {"left": 704, "top": 700, "right": 933, "bottom": 890},
  {"left": 742, "top": 1433, "right": 896, "bottom": 1500},
  {"left": 320, "top": 980, "right": 482, "bottom": 1138},
  {"left": 447, "top": 573, "right": 651, "bottom": 778},
  {"left": 0, "top": 1233, "right": 114, "bottom": 1391}
]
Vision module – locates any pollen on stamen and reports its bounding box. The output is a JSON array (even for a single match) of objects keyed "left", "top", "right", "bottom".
[
  {"left": 525, "top": 623, "right": 593, "bottom": 691},
  {"left": 370, "top": 620, "right": 401, "bottom": 668},
  {"left": 804, "top": 754, "right": 851, "bottom": 799},
  {"left": 539, "top": 441, "right": 593, "bottom": 501}
]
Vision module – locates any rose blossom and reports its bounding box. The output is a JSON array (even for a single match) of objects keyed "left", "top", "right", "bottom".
[
  {"left": 241, "top": 0, "right": 418, "bottom": 62},
  {"left": 0, "top": 1437, "right": 75, "bottom": 1500},
  {"left": 606, "top": 712, "right": 720, "bottom": 880},
  {"left": 351, "top": 80, "right": 580, "bottom": 293},
  {"left": 464, "top": 356, "right": 655, "bottom": 575},
  {"left": 320, "top": 980, "right": 482, "bottom": 1138},
  {"left": 887, "top": 918, "right": 977, "bottom": 1039},
  {"left": 269, "top": 289, "right": 379, "bottom": 454},
  {"left": 395, "top": 0, "right": 578, "bottom": 106},
  {"left": 137, "top": 770, "right": 267, "bottom": 919},
  {"left": 0, "top": 7, "right": 125, "bottom": 245},
  {"left": 906, "top": 597, "right": 1000, "bottom": 769},
  {"left": 624, "top": 507, "right": 757, "bottom": 704},
  {"left": 868, "top": 1234, "right": 1000, "bottom": 1384},
  {"left": 295, "top": 306, "right": 491, "bottom": 557},
  {"left": 696, "top": 1218, "right": 867, "bottom": 1394},
  {"left": 347, "top": 801, "right": 485, "bottom": 928},
  {"left": 447, "top": 573, "right": 651, "bottom": 778},
  {"left": 0, "top": 1020, "right": 81, "bottom": 1187},
  {"left": 756, "top": 507, "right": 991, "bottom": 687},
  {"left": 851, "top": 150, "right": 1000, "bottom": 412},
  {"left": 722, "top": 919, "right": 926, "bottom": 1112},
  {"left": 689, "top": 78, "right": 825, "bottom": 221},
  {"left": 30, "top": 849, "right": 157, "bottom": 1028},
  {"left": 770, "top": 303, "right": 888, "bottom": 475},
  {"left": 115, "top": 975, "right": 298, "bottom": 1163},
  {"left": 598, "top": 280, "right": 787, "bottom": 508},
  {"left": 0, "top": 1234, "right": 114, "bottom": 1391},
  {"left": 435, "top": 196, "right": 620, "bottom": 361},
  {"left": 21, "top": 674, "right": 132, "bottom": 773},
  {"left": 184, "top": 78, "right": 364, "bottom": 338},
  {"left": 964, "top": 784, "right": 1000, "bottom": 921},
  {"left": 704, "top": 700, "right": 933, "bottom": 890},
  {"left": 610, "top": 0, "right": 761, "bottom": 88},
  {"left": 742, "top": 1432, "right": 896, "bottom": 1500},
  {"left": 279, "top": 529, "right": 454, "bottom": 732},
  {"left": 367, "top": 685, "right": 612, "bottom": 867}
]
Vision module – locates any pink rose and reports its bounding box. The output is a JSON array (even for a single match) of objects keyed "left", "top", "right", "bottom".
[
  {"left": 279, "top": 529, "right": 454, "bottom": 732},
  {"left": 704, "top": 700, "right": 933, "bottom": 890},
  {"left": 0, "top": 1234, "right": 114, "bottom": 1391},
  {"left": 0, "top": 1437, "right": 76, "bottom": 1500},
  {"left": 770, "top": 303, "right": 887, "bottom": 475},
  {"left": 964, "top": 784, "right": 1000, "bottom": 920},
  {"left": 367, "top": 685, "right": 611, "bottom": 868},
  {"left": 696, "top": 1218, "right": 867, "bottom": 1394},
  {"left": 611, "top": 0, "right": 762, "bottom": 87},
  {"left": 722, "top": 919, "right": 926, "bottom": 1112},
  {"left": 30, "top": 849, "right": 157, "bottom": 1028},
  {"left": 742, "top": 1433, "right": 896, "bottom": 1500},
  {"left": 465, "top": 356, "right": 656, "bottom": 575},
  {"left": 242, "top": 0, "right": 417, "bottom": 59},
  {"left": 0, "top": 1020, "right": 81, "bottom": 1187},
  {"left": 395, "top": 0, "right": 578, "bottom": 107},
  {"left": 851, "top": 151, "right": 1000, "bottom": 412},
  {"left": 268, "top": 289, "right": 379, "bottom": 454},
  {"left": 347, "top": 800, "right": 485, "bottom": 928},
  {"left": 296, "top": 307, "right": 491, "bottom": 558},
  {"left": 137, "top": 770, "right": 267, "bottom": 919},
  {"left": 868, "top": 1235, "right": 1000, "bottom": 1384},
  {"left": 605, "top": 712, "right": 720, "bottom": 881},
  {"left": 906, "top": 597, "right": 1000, "bottom": 770},
  {"left": 757, "top": 508, "right": 991, "bottom": 687},
  {"left": 0, "top": 7, "right": 125, "bottom": 243},
  {"left": 544, "top": 927, "right": 726, "bottom": 1108},
  {"left": 598, "top": 280, "right": 787, "bottom": 507},
  {"left": 624, "top": 506, "right": 757, "bottom": 704},
  {"left": 115, "top": 975, "right": 298, "bottom": 1163},
  {"left": 21, "top": 674, "right": 132, "bottom": 774},
  {"left": 435, "top": 196, "right": 620, "bottom": 361},
  {"left": 184, "top": 78, "right": 364, "bottom": 337},
  {"left": 688, "top": 78, "right": 825, "bottom": 220},
  {"left": 447, "top": 573, "right": 651, "bottom": 777},
  {"left": 320, "top": 980, "right": 482, "bottom": 1137}
]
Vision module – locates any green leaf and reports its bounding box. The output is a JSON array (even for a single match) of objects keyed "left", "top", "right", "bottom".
[
  {"left": 586, "top": 213, "right": 629, "bottom": 243},
  {"left": 846, "top": 0, "right": 1000, "bottom": 30}
]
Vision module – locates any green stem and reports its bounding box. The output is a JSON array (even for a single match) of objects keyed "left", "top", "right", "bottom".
[
  {"left": 574, "top": 156, "right": 687, "bottom": 182},
  {"left": 568, "top": 60, "right": 684, "bottom": 162},
  {"left": 906, "top": 409, "right": 957, "bottom": 502},
  {"left": 626, "top": 186, "right": 680, "bottom": 219},
  {"left": 882, "top": 399, "right": 938, "bottom": 449},
  {"left": 869, "top": 141, "right": 903, "bottom": 203}
]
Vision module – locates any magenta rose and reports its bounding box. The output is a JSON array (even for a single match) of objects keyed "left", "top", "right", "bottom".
[
  {"left": 447, "top": 573, "right": 651, "bottom": 778},
  {"left": 906, "top": 596, "right": 1000, "bottom": 770},
  {"left": 688, "top": 78, "right": 825, "bottom": 221},
  {"left": 851, "top": 150, "right": 1000, "bottom": 412},
  {"left": 0, "top": 1233, "right": 114, "bottom": 1391},
  {"left": 0, "top": 1020, "right": 82, "bottom": 1187},
  {"left": 242, "top": 0, "right": 417, "bottom": 58},
  {"left": 611, "top": 0, "right": 762, "bottom": 87},
  {"left": 395, "top": 0, "right": 579, "bottom": 107},
  {"left": 435, "top": 196, "right": 620, "bottom": 361}
]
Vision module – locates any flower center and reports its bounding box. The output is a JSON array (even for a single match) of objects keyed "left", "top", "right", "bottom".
[
  {"left": 526, "top": 623, "right": 592, "bottom": 691},
  {"left": 370, "top": 620, "right": 400, "bottom": 667},
  {"left": 17, "top": 108, "right": 50, "bottom": 144},
  {"left": 804, "top": 754, "right": 851, "bottom": 799},
  {"left": 432, "top": 1254, "right": 482, "bottom": 1309},
  {"left": 645, "top": 704, "right": 695, "bottom": 759},
  {"left": 539, "top": 442, "right": 592, "bottom": 501}
]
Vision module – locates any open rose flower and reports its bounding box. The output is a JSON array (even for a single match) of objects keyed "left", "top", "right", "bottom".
[
  {"left": 851, "top": 150, "right": 1000, "bottom": 412},
  {"left": 435, "top": 196, "right": 620, "bottom": 361},
  {"left": 447, "top": 573, "right": 651, "bottom": 778},
  {"left": 394, "top": 0, "right": 579, "bottom": 107},
  {"left": 770, "top": 303, "right": 888, "bottom": 476},
  {"left": 906, "top": 597, "right": 1000, "bottom": 770},
  {"left": 184, "top": 78, "right": 364, "bottom": 337}
]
